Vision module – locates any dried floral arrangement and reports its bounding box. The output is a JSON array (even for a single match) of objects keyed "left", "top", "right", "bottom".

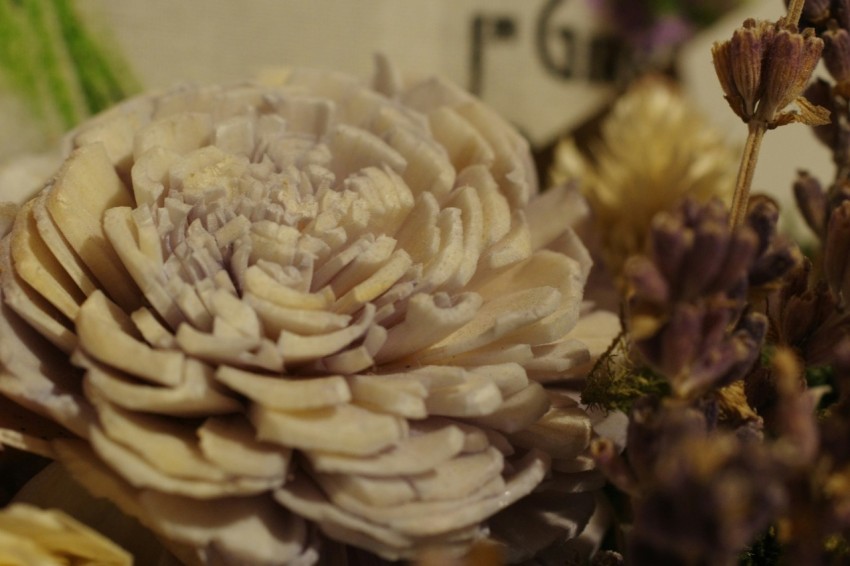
[{"left": 2, "top": 0, "right": 850, "bottom": 564}]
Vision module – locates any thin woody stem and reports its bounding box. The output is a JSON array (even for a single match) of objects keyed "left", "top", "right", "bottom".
[
  {"left": 785, "top": 0, "right": 805, "bottom": 27},
  {"left": 729, "top": 120, "right": 766, "bottom": 227}
]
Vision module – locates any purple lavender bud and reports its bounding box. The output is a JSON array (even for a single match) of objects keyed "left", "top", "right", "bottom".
[
  {"left": 679, "top": 221, "right": 729, "bottom": 299},
  {"left": 686, "top": 341, "right": 742, "bottom": 397},
  {"left": 689, "top": 312, "right": 766, "bottom": 396},
  {"left": 746, "top": 195, "right": 780, "bottom": 257},
  {"left": 800, "top": 0, "right": 832, "bottom": 24},
  {"left": 750, "top": 246, "right": 801, "bottom": 287},
  {"left": 626, "top": 397, "right": 708, "bottom": 482},
  {"left": 658, "top": 304, "right": 702, "bottom": 379},
  {"left": 706, "top": 227, "right": 758, "bottom": 295},
  {"left": 824, "top": 25, "right": 850, "bottom": 84},
  {"left": 804, "top": 79, "right": 839, "bottom": 148},
  {"left": 834, "top": 0, "right": 850, "bottom": 31},
  {"left": 793, "top": 170, "right": 828, "bottom": 235},
  {"left": 823, "top": 200, "right": 850, "bottom": 306},
  {"left": 759, "top": 28, "right": 824, "bottom": 121},
  {"left": 700, "top": 305, "right": 735, "bottom": 351},
  {"left": 590, "top": 438, "right": 639, "bottom": 494},
  {"left": 624, "top": 256, "right": 670, "bottom": 306},
  {"left": 649, "top": 212, "right": 693, "bottom": 291}
]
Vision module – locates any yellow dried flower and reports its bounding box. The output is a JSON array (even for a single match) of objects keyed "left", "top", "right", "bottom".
[
  {"left": 550, "top": 77, "right": 737, "bottom": 279},
  {"left": 0, "top": 503, "right": 131, "bottom": 566}
]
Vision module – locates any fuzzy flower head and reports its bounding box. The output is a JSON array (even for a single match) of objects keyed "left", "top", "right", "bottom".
[
  {"left": 551, "top": 77, "right": 737, "bottom": 280},
  {"left": 0, "top": 59, "right": 617, "bottom": 564}
]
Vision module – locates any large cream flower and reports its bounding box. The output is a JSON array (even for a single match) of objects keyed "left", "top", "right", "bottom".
[{"left": 0, "top": 59, "right": 618, "bottom": 564}]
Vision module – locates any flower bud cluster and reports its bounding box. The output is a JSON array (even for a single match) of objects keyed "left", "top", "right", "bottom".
[
  {"left": 712, "top": 18, "right": 826, "bottom": 127},
  {"left": 793, "top": 0, "right": 850, "bottom": 33},
  {"left": 592, "top": 397, "right": 787, "bottom": 565},
  {"left": 793, "top": 170, "right": 850, "bottom": 311},
  {"left": 624, "top": 198, "right": 799, "bottom": 399}
]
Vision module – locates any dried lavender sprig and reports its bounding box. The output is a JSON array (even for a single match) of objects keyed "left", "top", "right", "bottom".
[
  {"left": 713, "top": 1, "right": 827, "bottom": 226},
  {"left": 624, "top": 198, "right": 797, "bottom": 400}
]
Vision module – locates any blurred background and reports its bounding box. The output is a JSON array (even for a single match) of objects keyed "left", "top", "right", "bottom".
[{"left": 0, "top": 0, "right": 834, "bottom": 233}]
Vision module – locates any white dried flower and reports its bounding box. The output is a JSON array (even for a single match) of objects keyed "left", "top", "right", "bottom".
[
  {"left": 0, "top": 58, "right": 618, "bottom": 564},
  {"left": 0, "top": 503, "right": 131, "bottom": 565}
]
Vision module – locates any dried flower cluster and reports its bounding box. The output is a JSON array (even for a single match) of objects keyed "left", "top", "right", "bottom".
[
  {"left": 712, "top": 18, "right": 825, "bottom": 128},
  {"left": 578, "top": 2, "right": 850, "bottom": 563},
  {"left": 8, "top": 1, "right": 850, "bottom": 564},
  {"left": 0, "top": 59, "right": 619, "bottom": 564},
  {"left": 624, "top": 197, "right": 799, "bottom": 400}
]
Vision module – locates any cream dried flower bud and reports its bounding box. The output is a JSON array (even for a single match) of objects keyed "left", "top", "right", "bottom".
[
  {"left": 761, "top": 26, "right": 824, "bottom": 118},
  {"left": 0, "top": 504, "right": 130, "bottom": 566},
  {"left": 0, "top": 58, "right": 618, "bottom": 564}
]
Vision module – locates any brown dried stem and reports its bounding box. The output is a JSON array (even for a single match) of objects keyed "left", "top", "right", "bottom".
[
  {"left": 730, "top": 120, "right": 766, "bottom": 227},
  {"left": 784, "top": 0, "right": 805, "bottom": 28}
]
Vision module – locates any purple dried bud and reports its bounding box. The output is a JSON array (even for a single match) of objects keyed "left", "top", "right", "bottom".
[
  {"left": 746, "top": 195, "right": 780, "bottom": 256},
  {"left": 759, "top": 27, "right": 824, "bottom": 121},
  {"left": 824, "top": 200, "right": 850, "bottom": 306},
  {"left": 679, "top": 221, "right": 729, "bottom": 299},
  {"left": 686, "top": 312, "right": 767, "bottom": 397},
  {"left": 750, "top": 247, "right": 801, "bottom": 287},
  {"left": 649, "top": 212, "right": 692, "bottom": 288},
  {"left": 793, "top": 170, "right": 828, "bottom": 235},
  {"left": 712, "top": 19, "right": 772, "bottom": 121},
  {"left": 626, "top": 397, "right": 708, "bottom": 482},
  {"left": 624, "top": 256, "right": 670, "bottom": 306},
  {"left": 701, "top": 305, "right": 734, "bottom": 350},
  {"left": 713, "top": 17, "right": 824, "bottom": 126},
  {"left": 741, "top": 196, "right": 802, "bottom": 288},
  {"left": 624, "top": 399, "right": 785, "bottom": 565},
  {"left": 804, "top": 78, "right": 840, "bottom": 146},
  {"left": 800, "top": 0, "right": 832, "bottom": 24},
  {"left": 658, "top": 304, "right": 702, "bottom": 379},
  {"left": 772, "top": 348, "right": 819, "bottom": 465},
  {"left": 824, "top": 24, "right": 850, "bottom": 84},
  {"left": 590, "top": 438, "right": 639, "bottom": 495},
  {"left": 705, "top": 227, "right": 759, "bottom": 295},
  {"left": 835, "top": 0, "right": 850, "bottom": 30}
]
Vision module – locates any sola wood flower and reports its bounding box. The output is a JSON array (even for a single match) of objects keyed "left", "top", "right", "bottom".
[
  {"left": 0, "top": 59, "right": 618, "bottom": 564},
  {"left": 0, "top": 503, "right": 130, "bottom": 565},
  {"left": 550, "top": 77, "right": 737, "bottom": 280}
]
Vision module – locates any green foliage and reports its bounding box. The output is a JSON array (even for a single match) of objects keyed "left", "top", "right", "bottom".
[
  {"left": 0, "top": 0, "right": 139, "bottom": 140},
  {"left": 581, "top": 333, "right": 671, "bottom": 413},
  {"left": 739, "top": 526, "right": 781, "bottom": 566}
]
